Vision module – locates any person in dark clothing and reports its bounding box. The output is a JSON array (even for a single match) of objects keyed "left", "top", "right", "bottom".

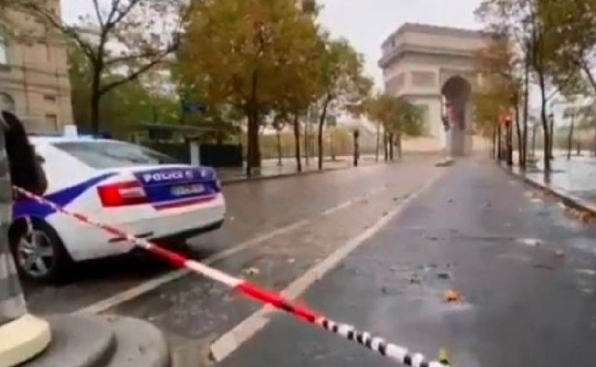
[
  {"left": 3, "top": 111, "right": 47, "bottom": 195},
  {"left": 0, "top": 110, "right": 47, "bottom": 325}
]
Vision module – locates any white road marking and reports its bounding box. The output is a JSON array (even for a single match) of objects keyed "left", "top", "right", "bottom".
[
  {"left": 322, "top": 200, "right": 354, "bottom": 216},
  {"left": 322, "top": 186, "right": 387, "bottom": 216},
  {"left": 516, "top": 238, "right": 542, "bottom": 247},
  {"left": 76, "top": 220, "right": 309, "bottom": 315},
  {"left": 76, "top": 185, "right": 389, "bottom": 315},
  {"left": 576, "top": 269, "right": 596, "bottom": 276},
  {"left": 210, "top": 172, "right": 446, "bottom": 362}
]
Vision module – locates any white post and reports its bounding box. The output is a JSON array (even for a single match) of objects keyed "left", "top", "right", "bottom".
[{"left": 190, "top": 141, "right": 201, "bottom": 166}]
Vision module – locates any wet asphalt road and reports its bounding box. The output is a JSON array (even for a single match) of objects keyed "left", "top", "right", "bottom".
[
  {"left": 23, "top": 154, "right": 440, "bottom": 314},
  {"left": 218, "top": 157, "right": 596, "bottom": 367}
]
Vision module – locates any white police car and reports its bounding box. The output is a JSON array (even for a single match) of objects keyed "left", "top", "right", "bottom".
[{"left": 10, "top": 136, "right": 226, "bottom": 281}]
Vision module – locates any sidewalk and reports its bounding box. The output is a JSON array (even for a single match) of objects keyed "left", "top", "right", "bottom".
[
  {"left": 507, "top": 153, "right": 596, "bottom": 214},
  {"left": 217, "top": 155, "right": 379, "bottom": 184}
]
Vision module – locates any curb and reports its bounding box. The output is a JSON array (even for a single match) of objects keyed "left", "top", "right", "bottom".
[
  {"left": 500, "top": 164, "right": 596, "bottom": 216},
  {"left": 221, "top": 161, "right": 381, "bottom": 186},
  {"left": 0, "top": 314, "right": 51, "bottom": 367}
]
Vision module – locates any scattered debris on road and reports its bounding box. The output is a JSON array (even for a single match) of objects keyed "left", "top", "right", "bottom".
[
  {"left": 555, "top": 249, "right": 566, "bottom": 258},
  {"left": 439, "top": 348, "right": 451, "bottom": 365},
  {"left": 410, "top": 277, "right": 422, "bottom": 285},
  {"left": 437, "top": 272, "right": 452, "bottom": 280},
  {"left": 435, "top": 158, "right": 455, "bottom": 167},
  {"left": 242, "top": 267, "right": 260, "bottom": 277},
  {"left": 444, "top": 289, "right": 463, "bottom": 303}
]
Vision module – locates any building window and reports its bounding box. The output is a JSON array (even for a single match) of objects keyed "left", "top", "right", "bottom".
[
  {"left": 44, "top": 95, "right": 57, "bottom": 103},
  {"left": 45, "top": 113, "right": 58, "bottom": 129}
]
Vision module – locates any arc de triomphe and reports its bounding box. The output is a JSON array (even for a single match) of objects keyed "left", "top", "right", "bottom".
[{"left": 378, "top": 23, "right": 492, "bottom": 156}]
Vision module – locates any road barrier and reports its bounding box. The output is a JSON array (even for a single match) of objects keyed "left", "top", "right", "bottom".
[{"left": 13, "top": 185, "right": 450, "bottom": 367}]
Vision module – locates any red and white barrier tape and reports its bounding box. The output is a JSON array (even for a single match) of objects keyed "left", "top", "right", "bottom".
[{"left": 13, "top": 186, "right": 450, "bottom": 367}]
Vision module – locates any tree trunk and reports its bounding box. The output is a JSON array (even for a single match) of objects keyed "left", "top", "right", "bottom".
[
  {"left": 90, "top": 68, "right": 102, "bottom": 135},
  {"left": 383, "top": 133, "right": 389, "bottom": 161},
  {"left": 507, "top": 121, "right": 514, "bottom": 167},
  {"left": 537, "top": 69, "right": 551, "bottom": 172},
  {"left": 549, "top": 115, "right": 555, "bottom": 160},
  {"left": 375, "top": 122, "right": 380, "bottom": 162},
  {"left": 277, "top": 130, "right": 282, "bottom": 167},
  {"left": 567, "top": 112, "right": 575, "bottom": 160},
  {"left": 293, "top": 113, "right": 302, "bottom": 173},
  {"left": 318, "top": 96, "right": 331, "bottom": 171},
  {"left": 304, "top": 119, "right": 309, "bottom": 166},
  {"left": 330, "top": 129, "right": 336, "bottom": 161},
  {"left": 521, "top": 49, "right": 530, "bottom": 169},
  {"left": 246, "top": 110, "right": 261, "bottom": 177},
  {"left": 389, "top": 133, "right": 394, "bottom": 161},
  {"left": 246, "top": 69, "right": 261, "bottom": 176},
  {"left": 491, "top": 125, "right": 496, "bottom": 159},
  {"left": 396, "top": 130, "right": 402, "bottom": 160},
  {"left": 515, "top": 103, "right": 522, "bottom": 167},
  {"left": 532, "top": 124, "right": 537, "bottom": 156},
  {"left": 497, "top": 122, "right": 503, "bottom": 161}
]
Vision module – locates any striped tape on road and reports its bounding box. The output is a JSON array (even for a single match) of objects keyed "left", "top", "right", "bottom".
[{"left": 13, "top": 186, "right": 449, "bottom": 367}]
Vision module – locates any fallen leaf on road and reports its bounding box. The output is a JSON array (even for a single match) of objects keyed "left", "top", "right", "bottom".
[
  {"left": 579, "top": 212, "right": 594, "bottom": 223},
  {"left": 439, "top": 348, "right": 451, "bottom": 365},
  {"left": 444, "top": 289, "right": 463, "bottom": 303},
  {"left": 242, "top": 267, "right": 260, "bottom": 276},
  {"left": 555, "top": 249, "right": 566, "bottom": 258},
  {"left": 288, "top": 258, "right": 296, "bottom": 264},
  {"left": 437, "top": 272, "right": 451, "bottom": 280}
]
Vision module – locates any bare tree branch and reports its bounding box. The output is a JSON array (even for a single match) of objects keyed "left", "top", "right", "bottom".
[
  {"left": 22, "top": 2, "right": 97, "bottom": 62},
  {"left": 99, "top": 48, "right": 174, "bottom": 96},
  {"left": 104, "top": 50, "right": 162, "bottom": 67},
  {"left": 106, "top": 0, "right": 139, "bottom": 30},
  {"left": 105, "top": 0, "right": 123, "bottom": 25},
  {"left": 92, "top": 0, "right": 105, "bottom": 28}
]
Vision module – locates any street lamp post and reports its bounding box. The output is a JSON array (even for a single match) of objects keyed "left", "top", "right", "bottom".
[{"left": 548, "top": 112, "right": 555, "bottom": 160}]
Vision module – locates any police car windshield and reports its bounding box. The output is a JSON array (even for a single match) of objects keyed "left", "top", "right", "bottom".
[{"left": 53, "top": 141, "right": 178, "bottom": 169}]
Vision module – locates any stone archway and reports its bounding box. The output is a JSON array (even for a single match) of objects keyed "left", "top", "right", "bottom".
[{"left": 441, "top": 76, "right": 472, "bottom": 156}]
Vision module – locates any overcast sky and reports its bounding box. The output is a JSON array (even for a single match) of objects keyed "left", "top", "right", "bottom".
[{"left": 61, "top": 0, "right": 483, "bottom": 87}]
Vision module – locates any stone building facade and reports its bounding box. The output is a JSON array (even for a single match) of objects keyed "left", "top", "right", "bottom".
[
  {"left": 0, "top": 0, "right": 73, "bottom": 133},
  {"left": 378, "top": 23, "right": 492, "bottom": 155}
]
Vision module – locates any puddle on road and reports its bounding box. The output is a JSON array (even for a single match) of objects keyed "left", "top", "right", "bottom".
[
  {"left": 576, "top": 269, "right": 596, "bottom": 276},
  {"left": 516, "top": 238, "right": 543, "bottom": 247}
]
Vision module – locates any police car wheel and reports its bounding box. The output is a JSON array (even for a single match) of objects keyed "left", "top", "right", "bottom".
[{"left": 10, "top": 221, "right": 72, "bottom": 282}]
